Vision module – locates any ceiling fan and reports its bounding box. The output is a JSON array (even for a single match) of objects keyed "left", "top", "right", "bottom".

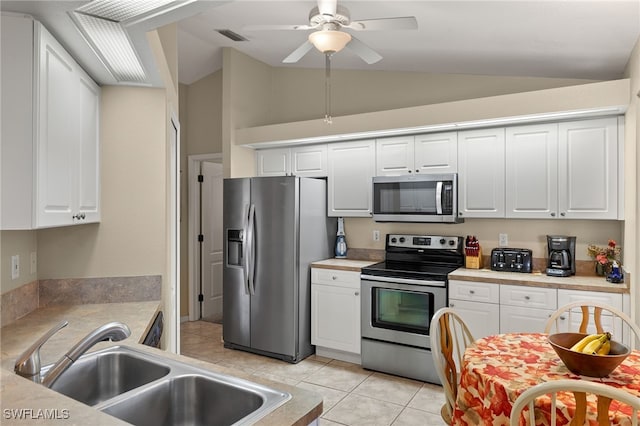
[{"left": 244, "top": 0, "right": 418, "bottom": 64}]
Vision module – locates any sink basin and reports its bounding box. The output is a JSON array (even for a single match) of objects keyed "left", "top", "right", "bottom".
[
  {"left": 43, "top": 346, "right": 291, "bottom": 425},
  {"left": 44, "top": 348, "right": 170, "bottom": 406},
  {"left": 102, "top": 374, "right": 285, "bottom": 426}
]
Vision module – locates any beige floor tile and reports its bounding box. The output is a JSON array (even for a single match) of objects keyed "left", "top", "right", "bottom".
[
  {"left": 391, "top": 407, "right": 446, "bottom": 426},
  {"left": 407, "top": 384, "right": 446, "bottom": 415},
  {"left": 304, "top": 361, "right": 372, "bottom": 392},
  {"left": 352, "top": 372, "right": 423, "bottom": 406},
  {"left": 259, "top": 357, "right": 328, "bottom": 381},
  {"left": 296, "top": 382, "right": 348, "bottom": 414},
  {"left": 323, "top": 393, "right": 404, "bottom": 426},
  {"left": 252, "top": 370, "right": 300, "bottom": 387},
  {"left": 318, "top": 419, "right": 344, "bottom": 426}
]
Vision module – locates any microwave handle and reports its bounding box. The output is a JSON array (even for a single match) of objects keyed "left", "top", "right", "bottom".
[{"left": 435, "top": 181, "right": 443, "bottom": 215}]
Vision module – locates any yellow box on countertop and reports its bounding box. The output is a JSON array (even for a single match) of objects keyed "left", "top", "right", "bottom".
[{"left": 465, "top": 247, "right": 483, "bottom": 269}]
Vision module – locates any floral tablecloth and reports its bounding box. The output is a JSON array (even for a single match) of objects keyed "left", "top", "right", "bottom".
[{"left": 452, "top": 333, "right": 640, "bottom": 426}]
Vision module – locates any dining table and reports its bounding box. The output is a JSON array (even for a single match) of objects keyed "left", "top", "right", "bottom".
[{"left": 451, "top": 332, "right": 640, "bottom": 425}]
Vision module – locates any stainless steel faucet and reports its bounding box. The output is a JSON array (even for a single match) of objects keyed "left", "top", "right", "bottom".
[{"left": 14, "top": 321, "right": 131, "bottom": 387}]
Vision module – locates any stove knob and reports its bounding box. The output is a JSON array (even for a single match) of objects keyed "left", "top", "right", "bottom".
[
  {"left": 391, "top": 237, "right": 397, "bottom": 243},
  {"left": 439, "top": 238, "right": 446, "bottom": 245},
  {"left": 448, "top": 240, "right": 456, "bottom": 246},
  {"left": 399, "top": 237, "right": 406, "bottom": 243}
]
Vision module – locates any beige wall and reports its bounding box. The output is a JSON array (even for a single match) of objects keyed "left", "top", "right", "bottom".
[
  {"left": 269, "top": 68, "right": 596, "bottom": 124},
  {"left": 37, "top": 87, "right": 167, "bottom": 279},
  {"left": 184, "top": 71, "right": 223, "bottom": 156},
  {"left": 623, "top": 34, "right": 640, "bottom": 322},
  {"left": 0, "top": 231, "right": 37, "bottom": 293}
]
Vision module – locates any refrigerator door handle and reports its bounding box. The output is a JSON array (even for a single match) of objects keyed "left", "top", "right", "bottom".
[
  {"left": 247, "top": 203, "right": 256, "bottom": 295},
  {"left": 242, "top": 204, "right": 251, "bottom": 295}
]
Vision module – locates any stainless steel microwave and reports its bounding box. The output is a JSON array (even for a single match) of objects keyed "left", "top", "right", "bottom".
[{"left": 372, "top": 174, "right": 462, "bottom": 223}]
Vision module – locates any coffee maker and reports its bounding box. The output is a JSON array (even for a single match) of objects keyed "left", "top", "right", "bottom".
[{"left": 546, "top": 235, "right": 577, "bottom": 277}]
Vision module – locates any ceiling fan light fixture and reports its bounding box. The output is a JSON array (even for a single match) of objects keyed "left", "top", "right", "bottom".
[{"left": 308, "top": 30, "right": 351, "bottom": 54}]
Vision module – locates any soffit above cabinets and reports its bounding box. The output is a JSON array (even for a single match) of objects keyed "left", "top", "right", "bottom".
[{"left": 0, "top": 1, "right": 231, "bottom": 87}]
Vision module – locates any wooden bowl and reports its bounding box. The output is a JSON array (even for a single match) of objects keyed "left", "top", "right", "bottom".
[{"left": 548, "top": 333, "right": 630, "bottom": 378}]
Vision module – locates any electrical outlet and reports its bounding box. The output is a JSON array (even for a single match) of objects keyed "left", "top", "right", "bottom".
[
  {"left": 30, "top": 252, "right": 37, "bottom": 275},
  {"left": 11, "top": 255, "right": 20, "bottom": 280},
  {"left": 373, "top": 230, "right": 380, "bottom": 242},
  {"left": 499, "top": 233, "right": 508, "bottom": 247}
]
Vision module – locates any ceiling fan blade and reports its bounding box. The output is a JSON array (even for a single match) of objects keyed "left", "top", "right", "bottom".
[
  {"left": 283, "top": 40, "right": 314, "bottom": 63},
  {"left": 346, "top": 36, "right": 382, "bottom": 64},
  {"left": 243, "top": 23, "right": 318, "bottom": 31},
  {"left": 317, "top": 0, "right": 337, "bottom": 19},
  {"left": 346, "top": 16, "right": 418, "bottom": 31}
]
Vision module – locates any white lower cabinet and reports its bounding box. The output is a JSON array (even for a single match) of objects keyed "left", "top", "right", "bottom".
[
  {"left": 311, "top": 268, "right": 361, "bottom": 362},
  {"left": 449, "top": 280, "right": 500, "bottom": 339},
  {"left": 499, "top": 285, "right": 557, "bottom": 333}
]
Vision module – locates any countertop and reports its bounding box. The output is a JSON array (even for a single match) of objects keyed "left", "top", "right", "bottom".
[
  {"left": 449, "top": 268, "right": 630, "bottom": 293},
  {"left": 310, "top": 259, "right": 379, "bottom": 272},
  {"left": 0, "top": 302, "right": 322, "bottom": 426}
]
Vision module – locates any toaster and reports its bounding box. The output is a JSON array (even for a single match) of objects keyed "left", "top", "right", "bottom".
[{"left": 491, "top": 248, "right": 532, "bottom": 273}]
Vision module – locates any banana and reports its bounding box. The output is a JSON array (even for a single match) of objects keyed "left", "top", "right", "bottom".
[
  {"left": 570, "top": 333, "right": 601, "bottom": 352},
  {"left": 596, "top": 340, "right": 611, "bottom": 356},
  {"left": 582, "top": 332, "right": 612, "bottom": 355}
]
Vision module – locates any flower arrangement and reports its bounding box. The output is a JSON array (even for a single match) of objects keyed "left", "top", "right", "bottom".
[{"left": 587, "top": 240, "right": 621, "bottom": 275}]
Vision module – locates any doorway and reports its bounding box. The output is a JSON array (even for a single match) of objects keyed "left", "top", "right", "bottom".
[{"left": 188, "top": 154, "right": 224, "bottom": 322}]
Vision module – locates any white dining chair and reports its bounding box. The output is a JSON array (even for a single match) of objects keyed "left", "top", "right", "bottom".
[
  {"left": 545, "top": 300, "right": 640, "bottom": 350},
  {"left": 509, "top": 379, "right": 640, "bottom": 426},
  {"left": 430, "top": 307, "right": 475, "bottom": 424}
]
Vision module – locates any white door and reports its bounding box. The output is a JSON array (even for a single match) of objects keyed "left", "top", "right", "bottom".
[{"left": 201, "top": 161, "right": 224, "bottom": 322}]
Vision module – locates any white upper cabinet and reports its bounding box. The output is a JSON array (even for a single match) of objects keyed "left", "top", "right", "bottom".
[
  {"left": 375, "top": 132, "right": 457, "bottom": 175},
  {"left": 458, "top": 128, "right": 506, "bottom": 218},
  {"left": 256, "top": 144, "right": 327, "bottom": 177},
  {"left": 1, "top": 14, "right": 101, "bottom": 229},
  {"left": 375, "top": 136, "right": 414, "bottom": 175},
  {"left": 256, "top": 148, "right": 290, "bottom": 176},
  {"left": 558, "top": 118, "right": 619, "bottom": 219},
  {"left": 414, "top": 132, "right": 458, "bottom": 173},
  {"left": 327, "top": 140, "right": 375, "bottom": 217},
  {"left": 505, "top": 124, "right": 559, "bottom": 218}
]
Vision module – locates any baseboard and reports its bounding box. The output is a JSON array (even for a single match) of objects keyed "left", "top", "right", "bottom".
[{"left": 180, "top": 315, "right": 190, "bottom": 323}]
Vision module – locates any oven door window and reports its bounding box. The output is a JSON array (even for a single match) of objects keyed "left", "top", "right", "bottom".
[{"left": 372, "top": 288, "right": 434, "bottom": 335}]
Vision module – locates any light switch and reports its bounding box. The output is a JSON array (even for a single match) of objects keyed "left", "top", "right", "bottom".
[{"left": 11, "top": 255, "right": 19, "bottom": 280}]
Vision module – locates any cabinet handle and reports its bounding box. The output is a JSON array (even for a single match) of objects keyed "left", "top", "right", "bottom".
[
  {"left": 72, "top": 213, "right": 86, "bottom": 220},
  {"left": 415, "top": 170, "right": 419, "bottom": 173},
  {"left": 332, "top": 276, "right": 337, "bottom": 280},
  {"left": 560, "top": 212, "right": 566, "bottom": 217},
  {"left": 408, "top": 170, "right": 412, "bottom": 173},
  {"left": 560, "top": 316, "right": 566, "bottom": 320},
  {"left": 550, "top": 212, "right": 556, "bottom": 217},
  {"left": 355, "top": 291, "right": 359, "bottom": 296},
  {"left": 524, "top": 296, "right": 530, "bottom": 300},
  {"left": 469, "top": 290, "right": 475, "bottom": 294},
  {"left": 450, "top": 303, "right": 455, "bottom": 307}
]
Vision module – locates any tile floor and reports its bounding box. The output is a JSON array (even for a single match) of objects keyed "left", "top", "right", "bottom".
[{"left": 180, "top": 321, "right": 447, "bottom": 426}]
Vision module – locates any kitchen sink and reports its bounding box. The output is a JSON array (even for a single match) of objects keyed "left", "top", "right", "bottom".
[
  {"left": 101, "top": 374, "right": 279, "bottom": 426},
  {"left": 43, "top": 346, "right": 291, "bottom": 425},
  {"left": 44, "top": 348, "right": 170, "bottom": 406}
]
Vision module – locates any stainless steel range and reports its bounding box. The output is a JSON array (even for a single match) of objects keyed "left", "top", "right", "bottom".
[{"left": 360, "top": 234, "right": 464, "bottom": 384}]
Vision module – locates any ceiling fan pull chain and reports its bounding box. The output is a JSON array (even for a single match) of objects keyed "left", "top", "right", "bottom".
[{"left": 324, "top": 53, "right": 332, "bottom": 124}]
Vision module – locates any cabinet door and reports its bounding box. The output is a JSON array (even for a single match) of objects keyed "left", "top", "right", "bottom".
[
  {"left": 375, "top": 136, "right": 414, "bottom": 175},
  {"left": 327, "top": 140, "right": 375, "bottom": 217},
  {"left": 291, "top": 144, "right": 327, "bottom": 177},
  {"left": 256, "top": 148, "right": 290, "bottom": 176},
  {"left": 505, "top": 124, "right": 558, "bottom": 218},
  {"left": 458, "top": 128, "right": 505, "bottom": 218},
  {"left": 414, "top": 132, "right": 458, "bottom": 173},
  {"left": 36, "top": 24, "right": 79, "bottom": 228},
  {"left": 449, "top": 299, "right": 500, "bottom": 340},
  {"left": 76, "top": 73, "right": 100, "bottom": 223},
  {"left": 558, "top": 118, "right": 618, "bottom": 219},
  {"left": 311, "top": 284, "right": 360, "bottom": 353},
  {"left": 500, "top": 305, "right": 555, "bottom": 334}
]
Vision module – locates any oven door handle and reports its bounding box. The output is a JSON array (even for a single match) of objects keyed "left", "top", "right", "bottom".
[{"left": 361, "top": 274, "right": 446, "bottom": 287}]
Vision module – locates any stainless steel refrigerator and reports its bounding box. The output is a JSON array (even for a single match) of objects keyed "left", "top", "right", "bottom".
[{"left": 222, "top": 176, "right": 336, "bottom": 363}]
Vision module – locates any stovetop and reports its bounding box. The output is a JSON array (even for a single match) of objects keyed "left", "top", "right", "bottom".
[{"left": 361, "top": 234, "right": 464, "bottom": 281}]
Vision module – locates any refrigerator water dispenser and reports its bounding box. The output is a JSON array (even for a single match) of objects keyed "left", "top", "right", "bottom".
[{"left": 226, "top": 229, "right": 244, "bottom": 267}]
